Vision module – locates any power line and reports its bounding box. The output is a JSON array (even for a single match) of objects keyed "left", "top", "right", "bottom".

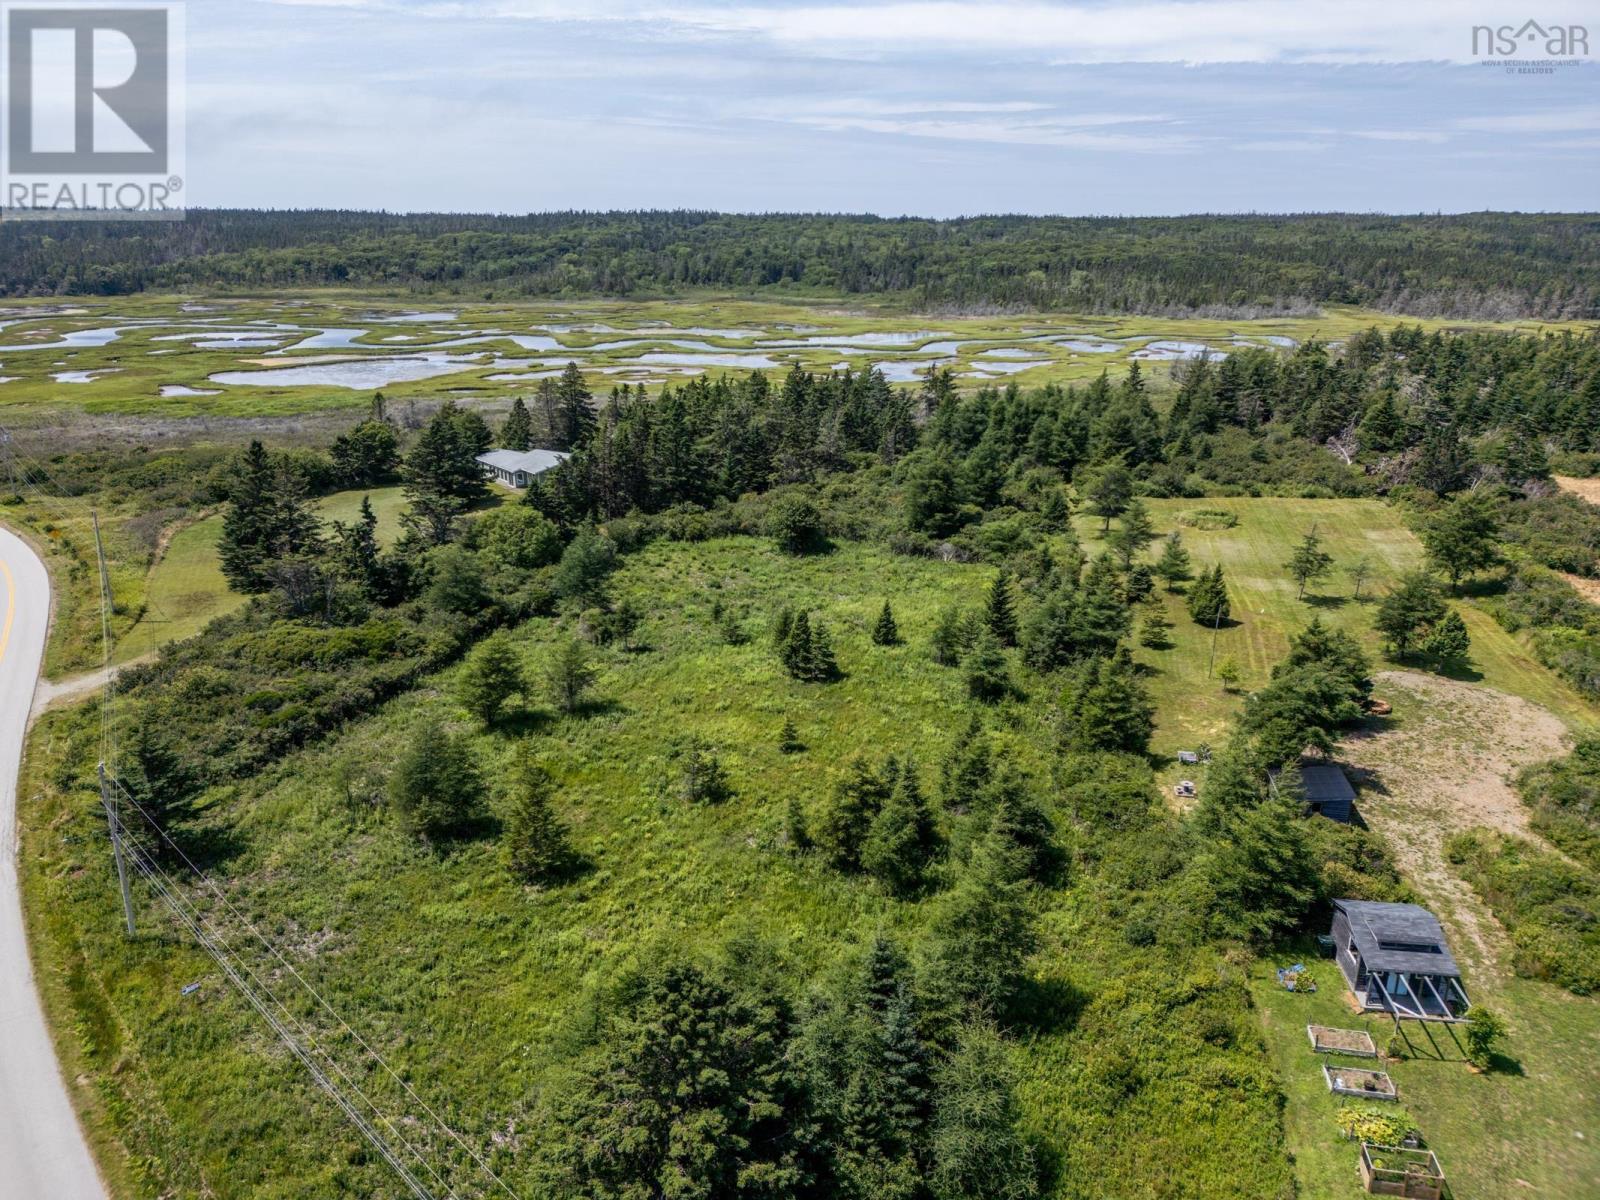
[
  {"left": 113, "top": 831, "right": 444, "bottom": 1200},
  {"left": 108, "top": 775, "right": 519, "bottom": 1198},
  {"left": 0, "top": 424, "right": 516, "bottom": 1199}
]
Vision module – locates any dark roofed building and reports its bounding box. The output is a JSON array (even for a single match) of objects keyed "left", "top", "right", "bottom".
[
  {"left": 1269, "top": 761, "right": 1356, "bottom": 822},
  {"left": 1331, "top": 899, "right": 1469, "bottom": 1021}
]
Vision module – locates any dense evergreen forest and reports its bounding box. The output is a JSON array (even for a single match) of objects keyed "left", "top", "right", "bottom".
[{"left": 4, "top": 210, "right": 1599, "bottom": 318}]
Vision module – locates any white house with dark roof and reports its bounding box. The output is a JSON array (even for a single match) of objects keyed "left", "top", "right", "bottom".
[{"left": 476, "top": 448, "right": 568, "bottom": 489}]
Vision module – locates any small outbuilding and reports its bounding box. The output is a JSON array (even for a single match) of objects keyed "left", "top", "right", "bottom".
[
  {"left": 1332, "top": 899, "right": 1469, "bottom": 1021},
  {"left": 476, "top": 448, "right": 569, "bottom": 489},
  {"left": 1269, "top": 761, "right": 1357, "bottom": 822}
]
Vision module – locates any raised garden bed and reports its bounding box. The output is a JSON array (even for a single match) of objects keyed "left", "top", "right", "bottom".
[
  {"left": 1308, "top": 1024, "right": 1378, "bottom": 1057},
  {"left": 1325, "top": 1063, "right": 1398, "bottom": 1100},
  {"left": 1359, "top": 1144, "right": 1445, "bottom": 1199}
]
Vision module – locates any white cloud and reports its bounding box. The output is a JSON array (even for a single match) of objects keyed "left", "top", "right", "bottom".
[
  {"left": 260, "top": 0, "right": 1600, "bottom": 64},
  {"left": 1454, "top": 107, "right": 1600, "bottom": 133}
]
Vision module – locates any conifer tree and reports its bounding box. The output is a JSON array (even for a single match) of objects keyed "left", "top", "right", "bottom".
[
  {"left": 1109, "top": 497, "right": 1157, "bottom": 567},
  {"left": 503, "top": 762, "right": 575, "bottom": 884},
  {"left": 544, "top": 635, "right": 598, "bottom": 712},
  {"left": 1187, "top": 563, "right": 1231, "bottom": 625},
  {"left": 930, "top": 605, "right": 968, "bottom": 667},
  {"left": 816, "top": 757, "right": 897, "bottom": 872},
  {"left": 939, "top": 715, "right": 993, "bottom": 813},
  {"left": 872, "top": 600, "right": 901, "bottom": 646},
  {"left": 926, "top": 827, "right": 1038, "bottom": 1013},
  {"left": 500, "top": 395, "right": 534, "bottom": 451},
  {"left": 555, "top": 362, "right": 597, "bottom": 450},
  {"left": 929, "top": 1021, "right": 1037, "bottom": 1200},
  {"left": 862, "top": 763, "right": 943, "bottom": 896},
  {"left": 401, "top": 402, "right": 491, "bottom": 544},
  {"left": 965, "top": 629, "right": 1013, "bottom": 704},
  {"left": 218, "top": 441, "right": 323, "bottom": 593},
  {"left": 779, "top": 717, "right": 804, "bottom": 754},
  {"left": 1285, "top": 528, "right": 1333, "bottom": 599},
  {"left": 985, "top": 569, "right": 1018, "bottom": 647},
  {"left": 1039, "top": 488, "right": 1071, "bottom": 532},
  {"left": 330, "top": 495, "right": 385, "bottom": 600},
  {"left": 1085, "top": 460, "right": 1133, "bottom": 533},
  {"left": 1138, "top": 607, "right": 1173, "bottom": 649},
  {"left": 1155, "top": 531, "right": 1193, "bottom": 589},
  {"left": 455, "top": 631, "right": 523, "bottom": 726},
  {"left": 388, "top": 722, "right": 485, "bottom": 840}
]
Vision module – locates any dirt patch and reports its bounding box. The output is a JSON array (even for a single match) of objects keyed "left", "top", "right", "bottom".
[
  {"left": 1560, "top": 571, "right": 1600, "bottom": 607},
  {"left": 1341, "top": 669, "right": 1572, "bottom": 975},
  {"left": 1553, "top": 474, "right": 1600, "bottom": 506}
]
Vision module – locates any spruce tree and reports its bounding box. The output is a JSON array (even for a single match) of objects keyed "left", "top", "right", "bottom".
[
  {"left": 1138, "top": 607, "right": 1173, "bottom": 649},
  {"left": 455, "top": 631, "right": 524, "bottom": 726},
  {"left": 331, "top": 495, "right": 385, "bottom": 600},
  {"left": 539, "top": 964, "right": 804, "bottom": 1198},
  {"left": 503, "top": 762, "right": 574, "bottom": 884},
  {"left": 500, "top": 396, "right": 534, "bottom": 451},
  {"left": 862, "top": 763, "right": 943, "bottom": 896},
  {"left": 985, "top": 569, "right": 1018, "bottom": 647},
  {"left": 816, "top": 757, "right": 896, "bottom": 872},
  {"left": 555, "top": 362, "right": 597, "bottom": 450},
  {"left": 926, "top": 827, "right": 1038, "bottom": 1013},
  {"left": 1155, "top": 531, "right": 1192, "bottom": 589},
  {"left": 964, "top": 629, "right": 1013, "bottom": 704},
  {"left": 1058, "top": 652, "right": 1154, "bottom": 754},
  {"left": 1086, "top": 460, "right": 1133, "bottom": 533},
  {"left": 1423, "top": 609, "right": 1471, "bottom": 665},
  {"left": 218, "top": 441, "right": 322, "bottom": 593},
  {"left": 388, "top": 721, "right": 485, "bottom": 840},
  {"left": 1109, "top": 498, "right": 1157, "bottom": 567},
  {"left": 1039, "top": 488, "right": 1071, "bottom": 532},
  {"left": 1187, "top": 563, "right": 1231, "bottom": 625},
  {"left": 872, "top": 600, "right": 901, "bottom": 646},
  {"left": 939, "top": 715, "right": 992, "bottom": 813},
  {"left": 930, "top": 604, "right": 967, "bottom": 667},
  {"left": 401, "top": 402, "right": 491, "bottom": 544},
  {"left": 544, "top": 636, "right": 598, "bottom": 712},
  {"left": 779, "top": 717, "right": 804, "bottom": 754}
]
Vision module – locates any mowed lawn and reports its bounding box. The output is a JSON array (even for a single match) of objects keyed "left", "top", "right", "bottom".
[
  {"left": 1253, "top": 949, "right": 1600, "bottom": 1200},
  {"left": 114, "top": 486, "right": 411, "bottom": 663},
  {"left": 1072, "top": 498, "right": 1599, "bottom": 774}
]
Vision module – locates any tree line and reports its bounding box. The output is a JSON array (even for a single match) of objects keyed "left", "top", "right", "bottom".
[{"left": 4, "top": 210, "right": 1598, "bottom": 318}]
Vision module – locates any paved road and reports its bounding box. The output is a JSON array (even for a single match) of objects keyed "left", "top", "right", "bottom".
[{"left": 0, "top": 526, "right": 108, "bottom": 1199}]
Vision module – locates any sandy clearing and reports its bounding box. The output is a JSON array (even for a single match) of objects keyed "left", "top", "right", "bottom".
[
  {"left": 1341, "top": 669, "right": 1573, "bottom": 974},
  {"left": 1554, "top": 474, "right": 1600, "bottom": 506}
]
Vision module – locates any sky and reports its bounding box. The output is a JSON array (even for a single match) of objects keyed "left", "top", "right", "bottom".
[{"left": 181, "top": 0, "right": 1600, "bottom": 215}]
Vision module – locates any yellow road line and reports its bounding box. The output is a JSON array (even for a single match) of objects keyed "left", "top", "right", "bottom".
[{"left": 0, "top": 552, "right": 14, "bottom": 666}]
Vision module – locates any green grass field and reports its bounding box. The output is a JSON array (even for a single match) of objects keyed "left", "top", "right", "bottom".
[
  {"left": 1081, "top": 499, "right": 1599, "bottom": 783},
  {"left": 20, "top": 534, "right": 1294, "bottom": 1199}
]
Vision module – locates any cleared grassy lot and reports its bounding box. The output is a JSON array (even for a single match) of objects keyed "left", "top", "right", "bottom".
[
  {"left": 1082, "top": 499, "right": 1599, "bottom": 780},
  {"left": 112, "top": 487, "right": 410, "bottom": 665}
]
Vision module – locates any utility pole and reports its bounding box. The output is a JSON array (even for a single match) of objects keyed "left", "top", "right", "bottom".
[
  {"left": 98, "top": 763, "right": 136, "bottom": 937},
  {"left": 1206, "top": 605, "right": 1223, "bottom": 678},
  {"left": 91, "top": 512, "right": 134, "bottom": 936}
]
